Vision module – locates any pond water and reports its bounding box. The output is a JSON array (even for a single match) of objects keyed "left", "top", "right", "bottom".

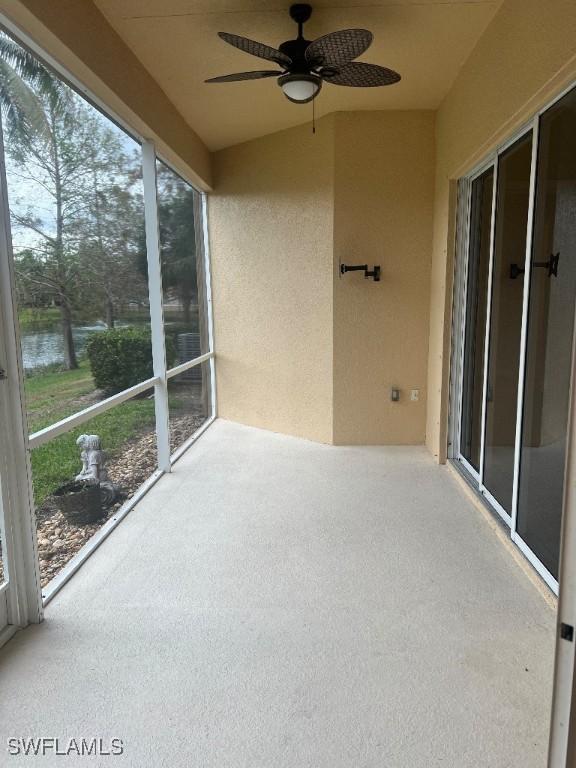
[{"left": 20, "top": 320, "right": 148, "bottom": 370}]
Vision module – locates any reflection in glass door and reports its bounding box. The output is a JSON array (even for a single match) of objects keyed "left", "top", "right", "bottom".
[
  {"left": 516, "top": 88, "right": 576, "bottom": 579},
  {"left": 460, "top": 168, "right": 494, "bottom": 473},
  {"left": 482, "top": 133, "right": 533, "bottom": 515}
]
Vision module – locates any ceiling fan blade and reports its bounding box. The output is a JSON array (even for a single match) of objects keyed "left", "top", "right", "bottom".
[
  {"left": 305, "top": 29, "right": 373, "bottom": 67},
  {"left": 218, "top": 32, "right": 291, "bottom": 67},
  {"left": 323, "top": 62, "right": 401, "bottom": 87},
  {"left": 205, "top": 70, "right": 280, "bottom": 83}
]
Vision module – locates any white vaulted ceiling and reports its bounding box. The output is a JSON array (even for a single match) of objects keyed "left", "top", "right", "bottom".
[{"left": 94, "top": 0, "right": 503, "bottom": 150}]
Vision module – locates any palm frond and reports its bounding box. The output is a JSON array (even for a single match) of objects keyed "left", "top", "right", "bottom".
[
  {"left": 0, "top": 32, "right": 69, "bottom": 115},
  {"left": 0, "top": 30, "right": 76, "bottom": 148},
  {"left": 0, "top": 59, "right": 51, "bottom": 145}
]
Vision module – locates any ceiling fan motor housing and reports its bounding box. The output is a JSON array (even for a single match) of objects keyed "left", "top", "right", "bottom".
[{"left": 279, "top": 38, "right": 313, "bottom": 71}]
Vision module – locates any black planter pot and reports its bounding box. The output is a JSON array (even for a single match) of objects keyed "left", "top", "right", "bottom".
[{"left": 52, "top": 481, "right": 105, "bottom": 525}]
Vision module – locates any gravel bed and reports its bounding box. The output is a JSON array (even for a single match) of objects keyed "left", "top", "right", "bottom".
[{"left": 35, "top": 411, "right": 207, "bottom": 588}]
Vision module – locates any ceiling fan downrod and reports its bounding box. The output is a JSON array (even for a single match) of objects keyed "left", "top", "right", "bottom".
[{"left": 289, "top": 3, "right": 313, "bottom": 39}]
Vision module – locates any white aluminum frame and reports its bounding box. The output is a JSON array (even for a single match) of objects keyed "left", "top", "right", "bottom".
[
  {"left": 548, "top": 300, "right": 576, "bottom": 765},
  {"left": 143, "top": 140, "right": 171, "bottom": 473},
  {"left": 477, "top": 158, "right": 499, "bottom": 492},
  {"left": 28, "top": 377, "right": 159, "bottom": 450},
  {"left": 0, "top": 114, "right": 42, "bottom": 639},
  {"left": 166, "top": 352, "right": 214, "bottom": 380},
  {"left": 450, "top": 106, "right": 564, "bottom": 594},
  {"left": 447, "top": 177, "right": 469, "bottom": 462},
  {"left": 201, "top": 194, "right": 217, "bottom": 422},
  {"left": 510, "top": 119, "right": 540, "bottom": 533}
]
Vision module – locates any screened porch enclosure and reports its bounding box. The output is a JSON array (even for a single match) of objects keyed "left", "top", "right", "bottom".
[{"left": 0, "top": 24, "right": 215, "bottom": 638}]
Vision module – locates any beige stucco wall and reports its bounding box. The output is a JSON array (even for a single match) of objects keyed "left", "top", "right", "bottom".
[
  {"left": 0, "top": 0, "right": 212, "bottom": 189},
  {"left": 209, "top": 111, "right": 435, "bottom": 445},
  {"left": 426, "top": 0, "right": 576, "bottom": 461},
  {"left": 208, "top": 117, "right": 335, "bottom": 444},
  {"left": 333, "top": 111, "right": 435, "bottom": 444}
]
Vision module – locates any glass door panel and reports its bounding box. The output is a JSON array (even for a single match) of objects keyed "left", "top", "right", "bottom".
[
  {"left": 483, "top": 133, "right": 533, "bottom": 513},
  {"left": 460, "top": 168, "right": 494, "bottom": 471},
  {"left": 517, "top": 90, "right": 576, "bottom": 578}
]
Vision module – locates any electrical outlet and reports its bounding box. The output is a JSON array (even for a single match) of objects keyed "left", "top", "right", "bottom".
[{"left": 410, "top": 389, "right": 419, "bottom": 402}]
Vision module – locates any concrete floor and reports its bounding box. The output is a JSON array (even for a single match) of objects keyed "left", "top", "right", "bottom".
[{"left": 0, "top": 420, "right": 555, "bottom": 767}]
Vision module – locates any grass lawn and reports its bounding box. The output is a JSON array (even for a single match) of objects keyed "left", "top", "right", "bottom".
[{"left": 25, "top": 359, "right": 97, "bottom": 433}]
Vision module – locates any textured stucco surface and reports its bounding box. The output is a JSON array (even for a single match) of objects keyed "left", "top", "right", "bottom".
[
  {"left": 209, "top": 111, "right": 435, "bottom": 445},
  {"left": 333, "top": 111, "right": 435, "bottom": 444},
  {"left": 425, "top": 0, "right": 576, "bottom": 461},
  {"left": 0, "top": 420, "right": 555, "bottom": 767},
  {"left": 208, "top": 117, "right": 335, "bottom": 444}
]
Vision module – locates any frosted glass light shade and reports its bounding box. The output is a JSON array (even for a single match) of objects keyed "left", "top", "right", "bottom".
[{"left": 279, "top": 74, "right": 321, "bottom": 103}]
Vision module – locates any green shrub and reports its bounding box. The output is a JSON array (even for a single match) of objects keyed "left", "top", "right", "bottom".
[{"left": 86, "top": 328, "right": 175, "bottom": 395}]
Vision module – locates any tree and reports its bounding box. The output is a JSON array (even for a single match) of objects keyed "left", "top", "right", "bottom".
[
  {"left": 77, "top": 127, "right": 148, "bottom": 329},
  {"left": 159, "top": 168, "right": 198, "bottom": 326},
  {"left": 0, "top": 33, "right": 86, "bottom": 368},
  {"left": 138, "top": 164, "right": 199, "bottom": 326},
  {"left": 0, "top": 32, "right": 148, "bottom": 367}
]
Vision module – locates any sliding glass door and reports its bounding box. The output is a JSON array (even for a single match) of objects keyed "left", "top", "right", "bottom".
[
  {"left": 482, "top": 133, "right": 533, "bottom": 515},
  {"left": 516, "top": 88, "right": 576, "bottom": 580},
  {"left": 454, "top": 83, "right": 576, "bottom": 590}
]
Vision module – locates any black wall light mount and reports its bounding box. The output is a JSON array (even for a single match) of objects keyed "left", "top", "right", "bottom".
[{"left": 340, "top": 263, "right": 381, "bottom": 282}]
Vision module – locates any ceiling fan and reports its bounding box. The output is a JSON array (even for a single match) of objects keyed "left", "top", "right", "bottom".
[{"left": 205, "top": 3, "right": 401, "bottom": 104}]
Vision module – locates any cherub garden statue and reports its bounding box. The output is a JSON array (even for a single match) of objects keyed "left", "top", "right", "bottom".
[{"left": 75, "top": 434, "right": 118, "bottom": 507}]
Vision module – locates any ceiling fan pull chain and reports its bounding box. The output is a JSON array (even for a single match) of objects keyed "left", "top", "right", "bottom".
[{"left": 312, "top": 94, "right": 316, "bottom": 134}]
